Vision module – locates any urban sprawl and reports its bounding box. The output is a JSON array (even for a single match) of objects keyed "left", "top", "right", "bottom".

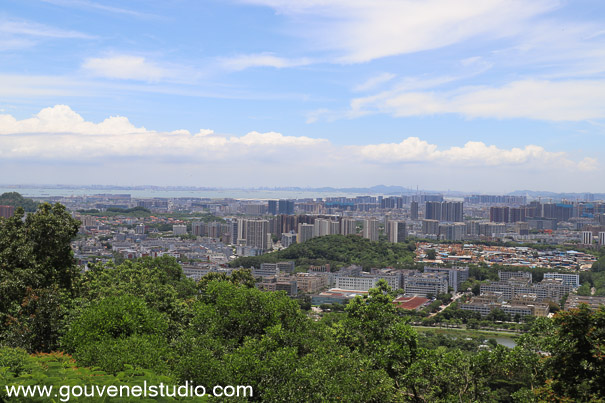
[{"left": 5, "top": 192, "right": 604, "bottom": 319}]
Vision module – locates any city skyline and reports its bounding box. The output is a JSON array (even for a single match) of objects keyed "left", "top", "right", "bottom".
[{"left": 2, "top": 1, "right": 605, "bottom": 192}]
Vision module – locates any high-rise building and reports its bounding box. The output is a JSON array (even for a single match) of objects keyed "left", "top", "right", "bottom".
[
  {"left": 281, "top": 232, "right": 297, "bottom": 247},
  {"left": 245, "top": 219, "right": 269, "bottom": 250},
  {"left": 425, "top": 201, "right": 442, "bottom": 221},
  {"left": 297, "top": 223, "right": 314, "bottom": 243},
  {"left": 237, "top": 218, "right": 247, "bottom": 243},
  {"left": 443, "top": 201, "right": 464, "bottom": 222},
  {"left": 410, "top": 201, "right": 419, "bottom": 220},
  {"left": 490, "top": 206, "right": 510, "bottom": 223},
  {"left": 509, "top": 207, "right": 527, "bottom": 223},
  {"left": 340, "top": 218, "right": 357, "bottom": 235},
  {"left": 582, "top": 231, "right": 593, "bottom": 245},
  {"left": 425, "top": 201, "right": 463, "bottom": 222},
  {"left": 268, "top": 200, "right": 278, "bottom": 215},
  {"left": 438, "top": 223, "right": 465, "bottom": 241},
  {"left": 278, "top": 200, "right": 294, "bottom": 215},
  {"left": 229, "top": 219, "right": 239, "bottom": 244},
  {"left": 543, "top": 203, "right": 573, "bottom": 221},
  {"left": 599, "top": 232, "right": 605, "bottom": 246},
  {"left": 388, "top": 221, "right": 407, "bottom": 243},
  {"left": 313, "top": 218, "right": 331, "bottom": 237},
  {"left": 191, "top": 221, "right": 205, "bottom": 236},
  {"left": 422, "top": 219, "right": 439, "bottom": 235},
  {"left": 0, "top": 205, "right": 15, "bottom": 218},
  {"left": 381, "top": 196, "right": 404, "bottom": 209},
  {"left": 363, "top": 219, "right": 379, "bottom": 241},
  {"left": 424, "top": 266, "right": 469, "bottom": 293},
  {"left": 329, "top": 220, "right": 340, "bottom": 235}
]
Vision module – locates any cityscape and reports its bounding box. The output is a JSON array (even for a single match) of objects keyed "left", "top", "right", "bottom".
[{"left": 2, "top": 187, "right": 603, "bottom": 321}]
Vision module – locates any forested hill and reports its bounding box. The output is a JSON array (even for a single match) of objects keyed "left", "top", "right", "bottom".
[
  {"left": 0, "top": 192, "right": 38, "bottom": 212},
  {"left": 230, "top": 234, "right": 417, "bottom": 270}
]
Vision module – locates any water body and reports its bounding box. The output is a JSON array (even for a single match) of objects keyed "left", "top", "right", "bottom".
[
  {"left": 494, "top": 336, "right": 517, "bottom": 348},
  {"left": 0, "top": 186, "right": 358, "bottom": 200}
]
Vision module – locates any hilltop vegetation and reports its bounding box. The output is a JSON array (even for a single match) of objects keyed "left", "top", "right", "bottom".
[
  {"left": 231, "top": 234, "right": 418, "bottom": 270},
  {"left": 0, "top": 192, "right": 38, "bottom": 212}
]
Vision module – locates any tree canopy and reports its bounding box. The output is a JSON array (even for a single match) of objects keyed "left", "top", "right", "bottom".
[
  {"left": 231, "top": 234, "right": 417, "bottom": 270},
  {"left": 0, "top": 192, "right": 38, "bottom": 212}
]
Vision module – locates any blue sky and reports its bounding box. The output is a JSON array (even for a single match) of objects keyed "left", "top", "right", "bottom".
[{"left": 1, "top": 0, "right": 605, "bottom": 192}]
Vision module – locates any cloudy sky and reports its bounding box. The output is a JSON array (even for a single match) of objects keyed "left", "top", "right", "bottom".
[{"left": 1, "top": 0, "right": 604, "bottom": 192}]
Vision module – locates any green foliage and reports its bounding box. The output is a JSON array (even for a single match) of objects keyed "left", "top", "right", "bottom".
[
  {"left": 231, "top": 234, "right": 417, "bottom": 270},
  {"left": 62, "top": 295, "right": 171, "bottom": 374},
  {"left": 535, "top": 305, "right": 605, "bottom": 401},
  {"left": 0, "top": 192, "right": 38, "bottom": 212},
  {"left": 174, "top": 280, "right": 397, "bottom": 401},
  {"left": 79, "top": 206, "right": 152, "bottom": 218},
  {"left": 2, "top": 286, "right": 71, "bottom": 353},
  {"left": 78, "top": 256, "right": 197, "bottom": 339},
  {"left": 0, "top": 203, "right": 80, "bottom": 351},
  {"left": 578, "top": 270, "right": 605, "bottom": 296},
  {"left": 106, "top": 206, "right": 151, "bottom": 214},
  {"left": 0, "top": 350, "right": 192, "bottom": 402},
  {"left": 0, "top": 347, "right": 34, "bottom": 377},
  {"left": 591, "top": 254, "right": 605, "bottom": 272},
  {"left": 192, "top": 281, "right": 305, "bottom": 344},
  {"left": 197, "top": 267, "right": 256, "bottom": 292}
]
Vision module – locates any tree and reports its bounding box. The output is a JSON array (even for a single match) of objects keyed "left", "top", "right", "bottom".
[
  {"left": 77, "top": 256, "right": 197, "bottom": 340},
  {"left": 334, "top": 280, "right": 418, "bottom": 392},
  {"left": 197, "top": 267, "right": 256, "bottom": 292},
  {"left": 62, "top": 295, "right": 171, "bottom": 374},
  {"left": 534, "top": 305, "right": 605, "bottom": 400},
  {"left": 426, "top": 249, "right": 437, "bottom": 260},
  {"left": 0, "top": 192, "right": 38, "bottom": 212},
  {"left": 0, "top": 203, "right": 80, "bottom": 351}
]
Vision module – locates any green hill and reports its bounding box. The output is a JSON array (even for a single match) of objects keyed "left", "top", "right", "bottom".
[
  {"left": 230, "top": 234, "right": 417, "bottom": 270},
  {"left": 0, "top": 192, "right": 38, "bottom": 212}
]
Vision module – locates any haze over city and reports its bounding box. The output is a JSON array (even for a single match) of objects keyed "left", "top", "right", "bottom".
[{"left": 1, "top": 0, "right": 605, "bottom": 192}]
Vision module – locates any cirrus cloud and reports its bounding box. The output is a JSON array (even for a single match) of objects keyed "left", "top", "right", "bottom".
[
  {"left": 82, "top": 56, "right": 168, "bottom": 81},
  {"left": 349, "top": 79, "right": 605, "bottom": 122}
]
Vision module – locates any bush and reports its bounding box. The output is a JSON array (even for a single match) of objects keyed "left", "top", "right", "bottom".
[{"left": 62, "top": 295, "right": 170, "bottom": 374}]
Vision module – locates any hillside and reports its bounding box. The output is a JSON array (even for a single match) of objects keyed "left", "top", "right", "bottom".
[
  {"left": 0, "top": 192, "right": 38, "bottom": 212},
  {"left": 230, "top": 234, "right": 417, "bottom": 270}
]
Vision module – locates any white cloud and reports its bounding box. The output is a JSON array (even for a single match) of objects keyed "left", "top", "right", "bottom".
[
  {"left": 0, "top": 105, "right": 147, "bottom": 135},
  {"left": 82, "top": 56, "right": 167, "bottom": 81},
  {"left": 0, "top": 105, "right": 328, "bottom": 160},
  {"left": 219, "top": 53, "right": 312, "bottom": 71},
  {"left": 238, "top": 0, "right": 557, "bottom": 63},
  {"left": 0, "top": 18, "right": 94, "bottom": 50},
  {"left": 349, "top": 79, "right": 605, "bottom": 121},
  {"left": 353, "top": 137, "right": 593, "bottom": 171},
  {"left": 40, "top": 0, "right": 156, "bottom": 19},
  {"left": 578, "top": 157, "right": 598, "bottom": 172},
  {"left": 353, "top": 73, "right": 396, "bottom": 92},
  {"left": 0, "top": 19, "right": 94, "bottom": 39},
  {"left": 0, "top": 105, "right": 600, "bottom": 192},
  {"left": 231, "top": 131, "right": 324, "bottom": 146},
  {"left": 0, "top": 105, "right": 595, "bottom": 173}
]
